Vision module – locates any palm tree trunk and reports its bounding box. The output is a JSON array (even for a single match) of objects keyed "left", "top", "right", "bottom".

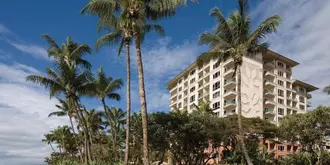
[
  {"left": 124, "top": 42, "right": 131, "bottom": 165},
  {"left": 69, "top": 116, "right": 83, "bottom": 162},
  {"left": 134, "top": 34, "right": 149, "bottom": 165},
  {"left": 49, "top": 143, "right": 56, "bottom": 152},
  {"left": 72, "top": 98, "right": 92, "bottom": 164},
  {"left": 237, "top": 65, "right": 253, "bottom": 165},
  {"left": 101, "top": 98, "right": 112, "bottom": 122}
]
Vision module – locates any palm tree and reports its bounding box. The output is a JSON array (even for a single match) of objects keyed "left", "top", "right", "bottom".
[
  {"left": 192, "top": 101, "right": 213, "bottom": 114},
  {"left": 81, "top": 1, "right": 196, "bottom": 164},
  {"left": 92, "top": 67, "right": 123, "bottom": 121},
  {"left": 26, "top": 35, "right": 95, "bottom": 163},
  {"left": 196, "top": 0, "right": 281, "bottom": 164},
  {"left": 42, "top": 133, "right": 57, "bottom": 152},
  {"left": 49, "top": 97, "right": 77, "bottom": 134},
  {"left": 105, "top": 106, "right": 126, "bottom": 162},
  {"left": 81, "top": 6, "right": 134, "bottom": 164},
  {"left": 51, "top": 126, "right": 72, "bottom": 153}
]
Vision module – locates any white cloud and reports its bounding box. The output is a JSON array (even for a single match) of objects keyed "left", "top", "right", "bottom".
[
  {"left": 0, "top": 62, "right": 68, "bottom": 165},
  {"left": 129, "top": 37, "right": 204, "bottom": 111},
  {"left": 10, "top": 42, "right": 48, "bottom": 60},
  {"left": 0, "top": 24, "right": 11, "bottom": 34},
  {"left": 253, "top": 0, "right": 330, "bottom": 108}
]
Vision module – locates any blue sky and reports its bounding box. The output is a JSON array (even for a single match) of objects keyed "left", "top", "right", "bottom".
[{"left": 1, "top": 0, "right": 330, "bottom": 164}]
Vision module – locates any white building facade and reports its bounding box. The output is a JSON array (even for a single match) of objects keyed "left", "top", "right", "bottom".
[{"left": 167, "top": 50, "right": 318, "bottom": 125}]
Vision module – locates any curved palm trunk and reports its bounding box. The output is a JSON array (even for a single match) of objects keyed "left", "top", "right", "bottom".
[
  {"left": 134, "top": 34, "right": 149, "bottom": 165},
  {"left": 69, "top": 116, "right": 83, "bottom": 162},
  {"left": 72, "top": 98, "right": 92, "bottom": 164},
  {"left": 101, "top": 98, "right": 112, "bottom": 122},
  {"left": 124, "top": 42, "right": 131, "bottom": 165},
  {"left": 49, "top": 143, "right": 56, "bottom": 152},
  {"left": 237, "top": 65, "right": 253, "bottom": 165}
]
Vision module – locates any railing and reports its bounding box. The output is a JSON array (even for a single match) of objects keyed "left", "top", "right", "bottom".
[
  {"left": 264, "top": 90, "right": 274, "bottom": 95},
  {"left": 224, "top": 79, "right": 236, "bottom": 85},
  {"left": 224, "top": 100, "right": 236, "bottom": 106}
]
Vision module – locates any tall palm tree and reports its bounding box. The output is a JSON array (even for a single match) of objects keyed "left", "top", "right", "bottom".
[
  {"left": 196, "top": 0, "right": 281, "bottom": 164},
  {"left": 92, "top": 67, "right": 123, "bottom": 121},
  {"left": 81, "top": 6, "right": 134, "bottom": 164},
  {"left": 81, "top": 1, "right": 195, "bottom": 164},
  {"left": 26, "top": 35, "right": 95, "bottom": 164}
]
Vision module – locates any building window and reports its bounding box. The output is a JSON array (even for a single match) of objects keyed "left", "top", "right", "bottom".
[
  {"left": 190, "top": 87, "right": 195, "bottom": 93},
  {"left": 213, "top": 91, "right": 220, "bottom": 98},
  {"left": 278, "top": 89, "right": 284, "bottom": 97},
  {"left": 212, "top": 102, "right": 220, "bottom": 110},
  {"left": 278, "top": 80, "right": 284, "bottom": 86},
  {"left": 213, "top": 81, "right": 220, "bottom": 91},
  {"left": 293, "top": 110, "right": 297, "bottom": 114},
  {"left": 178, "top": 102, "right": 182, "bottom": 108},
  {"left": 178, "top": 87, "right": 182, "bottom": 91},
  {"left": 300, "top": 105, "right": 305, "bottom": 110},
  {"left": 278, "top": 108, "right": 284, "bottom": 115},
  {"left": 178, "top": 79, "right": 182, "bottom": 84},
  {"left": 178, "top": 95, "right": 182, "bottom": 99},
  {"left": 278, "top": 99, "right": 284, "bottom": 104},
  {"left": 299, "top": 96, "right": 305, "bottom": 103},
  {"left": 277, "top": 62, "right": 284, "bottom": 68},
  {"left": 190, "top": 69, "right": 196, "bottom": 75},
  {"left": 213, "top": 71, "right": 220, "bottom": 79},
  {"left": 190, "top": 95, "right": 195, "bottom": 103},
  {"left": 213, "top": 62, "right": 220, "bottom": 69},
  {"left": 278, "top": 145, "right": 285, "bottom": 151},
  {"left": 278, "top": 71, "right": 283, "bottom": 77},
  {"left": 299, "top": 87, "right": 305, "bottom": 93},
  {"left": 190, "top": 78, "right": 195, "bottom": 84}
]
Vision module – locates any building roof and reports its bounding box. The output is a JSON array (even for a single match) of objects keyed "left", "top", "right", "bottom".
[
  {"left": 266, "top": 50, "right": 299, "bottom": 67},
  {"left": 293, "top": 80, "right": 319, "bottom": 92},
  {"left": 166, "top": 62, "right": 197, "bottom": 89},
  {"left": 166, "top": 49, "right": 300, "bottom": 90}
]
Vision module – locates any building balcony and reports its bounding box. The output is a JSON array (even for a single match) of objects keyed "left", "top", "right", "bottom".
[
  {"left": 264, "top": 80, "right": 276, "bottom": 89},
  {"left": 264, "top": 99, "right": 276, "bottom": 107},
  {"left": 224, "top": 110, "right": 236, "bottom": 116},
  {"left": 224, "top": 79, "right": 236, "bottom": 89},
  {"left": 264, "top": 71, "right": 275, "bottom": 79},
  {"left": 264, "top": 61, "right": 275, "bottom": 70},
  {"left": 307, "top": 101, "right": 312, "bottom": 107},
  {"left": 223, "top": 58, "right": 234, "bottom": 68},
  {"left": 264, "top": 108, "right": 275, "bottom": 116},
  {"left": 264, "top": 90, "right": 275, "bottom": 97},
  {"left": 224, "top": 100, "right": 236, "bottom": 110},
  {"left": 224, "top": 68, "right": 235, "bottom": 78},
  {"left": 223, "top": 90, "right": 237, "bottom": 99}
]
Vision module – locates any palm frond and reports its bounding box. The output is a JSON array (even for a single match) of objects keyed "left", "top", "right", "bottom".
[
  {"left": 107, "top": 93, "right": 121, "bottom": 101},
  {"left": 26, "top": 75, "right": 62, "bottom": 91},
  {"left": 199, "top": 33, "right": 230, "bottom": 48},
  {"left": 95, "top": 31, "right": 122, "bottom": 51},
  {"left": 81, "top": 0, "right": 117, "bottom": 17},
  {"left": 196, "top": 51, "right": 227, "bottom": 67},
  {"left": 41, "top": 34, "right": 60, "bottom": 50},
  {"left": 248, "top": 15, "right": 282, "bottom": 45},
  {"left": 323, "top": 85, "right": 330, "bottom": 95},
  {"left": 48, "top": 111, "right": 67, "bottom": 117},
  {"left": 238, "top": 0, "right": 250, "bottom": 19},
  {"left": 71, "top": 45, "right": 92, "bottom": 59},
  {"left": 144, "top": 24, "right": 165, "bottom": 37}
]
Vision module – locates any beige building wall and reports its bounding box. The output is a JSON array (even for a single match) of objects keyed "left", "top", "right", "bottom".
[{"left": 167, "top": 51, "right": 318, "bottom": 125}]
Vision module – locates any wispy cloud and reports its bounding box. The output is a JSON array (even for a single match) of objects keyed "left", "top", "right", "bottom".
[
  {"left": 9, "top": 42, "right": 48, "bottom": 60},
  {"left": 0, "top": 24, "right": 12, "bottom": 34},
  {"left": 253, "top": 0, "right": 330, "bottom": 108}
]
